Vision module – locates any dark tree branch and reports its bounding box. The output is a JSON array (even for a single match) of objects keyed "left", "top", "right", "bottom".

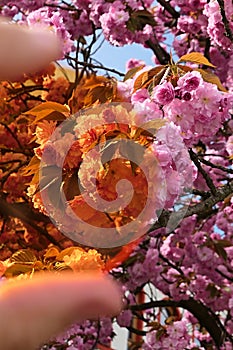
[
  {"left": 198, "top": 156, "right": 233, "bottom": 174},
  {"left": 0, "top": 194, "right": 61, "bottom": 247},
  {"left": 192, "top": 189, "right": 211, "bottom": 199},
  {"left": 130, "top": 298, "right": 229, "bottom": 348},
  {"left": 189, "top": 149, "right": 217, "bottom": 196},
  {"left": 145, "top": 39, "right": 170, "bottom": 65},
  {"left": 127, "top": 326, "right": 147, "bottom": 336},
  {"left": 7, "top": 84, "right": 47, "bottom": 101},
  {"left": 44, "top": 2, "right": 76, "bottom": 11},
  {"left": 156, "top": 0, "right": 180, "bottom": 18},
  {"left": 148, "top": 180, "right": 233, "bottom": 233},
  {"left": 216, "top": 268, "right": 233, "bottom": 282},
  {"left": 216, "top": 0, "right": 233, "bottom": 42},
  {"left": 204, "top": 37, "right": 211, "bottom": 61}
]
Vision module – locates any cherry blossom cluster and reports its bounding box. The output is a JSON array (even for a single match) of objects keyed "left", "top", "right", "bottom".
[
  {"left": 203, "top": 0, "right": 233, "bottom": 53},
  {"left": 28, "top": 103, "right": 194, "bottom": 250},
  {"left": 0, "top": 0, "right": 158, "bottom": 54},
  {"left": 128, "top": 69, "right": 233, "bottom": 147},
  {"left": 170, "top": 0, "right": 233, "bottom": 89},
  {"left": 143, "top": 320, "right": 191, "bottom": 350},
  {"left": 0, "top": 0, "right": 233, "bottom": 349},
  {"left": 112, "top": 200, "right": 233, "bottom": 347},
  {"left": 0, "top": 0, "right": 232, "bottom": 95},
  {"left": 45, "top": 318, "right": 113, "bottom": 350}
]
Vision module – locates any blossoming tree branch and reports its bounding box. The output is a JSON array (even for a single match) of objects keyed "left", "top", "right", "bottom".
[{"left": 0, "top": 0, "right": 233, "bottom": 349}]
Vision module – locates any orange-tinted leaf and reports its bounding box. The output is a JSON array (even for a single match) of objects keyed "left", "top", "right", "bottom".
[
  {"left": 139, "top": 119, "right": 166, "bottom": 133},
  {"left": 176, "top": 64, "right": 193, "bottom": 73},
  {"left": 133, "top": 70, "right": 149, "bottom": 91},
  {"left": 25, "top": 101, "right": 69, "bottom": 115},
  {"left": 33, "top": 110, "right": 68, "bottom": 124},
  {"left": 69, "top": 75, "right": 117, "bottom": 112},
  {"left": 44, "top": 247, "right": 60, "bottom": 260},
  {"left": 196, "top": 69, "right": 227, "bottom": 92},
  {"left": 165, "top": 316, "right": 177, "bottom": 325},
  {"left": 147, "top": 321, "right": 161, "bottom": 330},
  {"left": 63, "top": 172, "right": 81, "bottom": 201},
  {"left": 84, "top": 81, "right": 117, "bottom": 106},
  {"left": 84, "top": 86, "right": 109, "bottom": 105},
  {"left": 83, "top": 75, "right": 108, "bottom": 89},
  {"left": 133, "top": 66, "right": 166, "bottom": 91},
  {"left": 30, "top": 171, "right": 40, "bottom": 188},
  {"left": 21, "top": 156, "right": 40, "bottom": 176},
  {"left": 24, "top": 101, "right": 70, "bottom": 124},
  {"left": 134, "top": 119, "right": 166, "bottom": 139},
  {"left": 178, "top": 52, "right": 216, "bottom": 68},
  {"left": 4, "top": 263, "right": 33, "bottom": 277},
  {"left": 56, "top": 246, "right": 80, "bottom": 261},
  {"left": 28, "top": 134, "right": 37, "bottom": 144},
  {"left": 10, "top": 249, "right": 37, "bottom": 263},
  {"left": 123, "top": 65, "right": 145, "bottom": 81},
  {"left": 97, "top": 345, "right": 114, "bottom": 350}
]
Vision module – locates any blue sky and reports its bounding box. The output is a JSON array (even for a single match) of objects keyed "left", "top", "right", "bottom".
[{"left": 93, "top": 39, "right": 155, "bottom": 76}]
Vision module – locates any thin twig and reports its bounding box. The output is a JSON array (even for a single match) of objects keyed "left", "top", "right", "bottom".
[
  {"left": 198, "top": 156, "right": 233, "bottom": 174},
  {"left": 65, "top": 56, "right": 124, "bottom": 77},
  {"left": 189, "top": 149, "right": 217, "bottom": 196},
  {"left": 0, "top": 122, "right": 22, "bottom": 149}
]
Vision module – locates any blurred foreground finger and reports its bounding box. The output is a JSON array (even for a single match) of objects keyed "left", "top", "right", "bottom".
[
  {"left": 0, "top": 272, "right": 123, "bottom": 350},
  {"left": 0, "top": 19, "right": 61, "bottom": 81}
]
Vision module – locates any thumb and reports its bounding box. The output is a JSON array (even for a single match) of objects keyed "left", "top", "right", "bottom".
[{"left": 0, "top": 272, "right": 123, "bottom": 350}]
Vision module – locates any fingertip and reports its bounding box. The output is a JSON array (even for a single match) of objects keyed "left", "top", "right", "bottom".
[
  {"left": 0, "top": 20, "right": 62, "bottom": 81},
  {"left": 0, "top": 272, "right": 123, "bottom": 349}
]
